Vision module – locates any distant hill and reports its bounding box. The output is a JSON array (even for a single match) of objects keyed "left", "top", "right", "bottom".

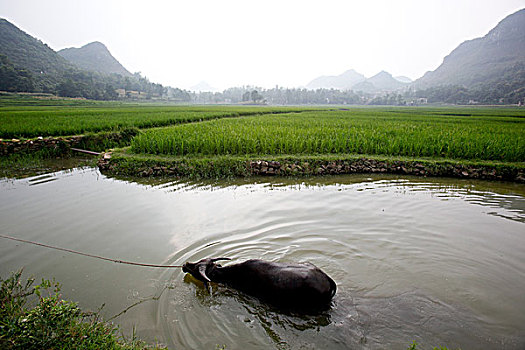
[
  {"left": 0, "top": 18, "right": 75, "bottom": 92},
  {"left": 394, "top": 76, "right": 412, "bottom": 83},
  {"left": 353, "top": 71, "right": 409, "bottom": 92},
  {"left": 190, "top": 81, "right": 218, "bottom": 92},
  {"left": 58, "top": 42, "right": 132, "bottom": 77},
  {"left": 0, "top": 18, "right": 167, "bottom": 100},
  {"left": 306, "top": 69, "right": 366, "bottom": 90},
  {"left": 414, "top": 8, "right": 525, "bottom": 88},
  {"left": 307, "top": 69, "right": 408, "bottom": 92}
]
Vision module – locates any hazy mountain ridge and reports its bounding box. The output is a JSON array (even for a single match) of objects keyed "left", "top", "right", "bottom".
[
  {"left": 58, "top": 42, "right": 133, "bottom": 77},
  {"left": 415, "top": 8, "right": 525, "bottom": 88},
  {"left": 354, "top": 71, "right": 408, "bottom": 92},
  {"left": 307, "top": 69, "right": 409, "bottom": 92},
  {"left": 306, "top": 69, "right": 366, "bottom": 90},
  {"left": 190, "top": 81, "right": 218, "bottom": 92},
  {"left": 394, "top": 76, "right": 413, "bottom": 83}
]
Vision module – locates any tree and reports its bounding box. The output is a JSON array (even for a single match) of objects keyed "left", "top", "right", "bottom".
[
  {"left": 251, "top": 90, "right": 263, "bottom": 103},
  {"left": 0, "top": 54, "right": 35, "bottom": 92}
]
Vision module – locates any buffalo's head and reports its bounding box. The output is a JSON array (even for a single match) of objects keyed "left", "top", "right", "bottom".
[{"left": 182, "top": 257, "right": 231, "bottom": 284}]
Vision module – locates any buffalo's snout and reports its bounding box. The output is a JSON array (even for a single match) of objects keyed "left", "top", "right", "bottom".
[{"left": 182, "top": 262, "right": 194, "bottom": 273}]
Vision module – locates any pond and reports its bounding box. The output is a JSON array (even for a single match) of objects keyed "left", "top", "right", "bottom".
[{"left": 1, "top": 167, "right": 525, "bottom": 349}]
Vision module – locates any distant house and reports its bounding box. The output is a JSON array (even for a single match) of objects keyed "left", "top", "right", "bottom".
[
  {"left": 407, "top": 98, "right": 428, "bottom": 106},
  {"left": 115, "top": 89, "right": 126, "bottom": 98},
  {"left": 115, "top": 89, "right": 150, "bottom": 99},
  {"left": 125, "top": 90, "right": 138, "bottom": 99}
]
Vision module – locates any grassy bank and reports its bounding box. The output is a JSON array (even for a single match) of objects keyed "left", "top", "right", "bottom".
[
  {"left": 0, "top": 270, "right": 165, "bottom": 350},
  {"left": 99, "top": 150, "right": 525, "bottom": 182}
]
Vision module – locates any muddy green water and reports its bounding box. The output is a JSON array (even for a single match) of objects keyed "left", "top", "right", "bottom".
[{"left": 1, "top": 167, "right": 525, "bottom": 349}]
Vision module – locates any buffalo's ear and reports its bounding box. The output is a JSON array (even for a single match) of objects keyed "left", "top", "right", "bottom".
[
  {"left": 211, "top": 257, "right": 231, "bottom": 263},
  {"left": 198, "top": 265, "right": 211, "bottom": 282}
]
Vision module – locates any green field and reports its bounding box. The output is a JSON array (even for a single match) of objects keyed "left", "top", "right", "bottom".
[
  {"left": 130, "top": 108, "right": 525, "bottom": 162},
  {"left": 0, "top": 105, "right": 308, "bottom": 138},
  {"left": 1, "top": 102, "right": 524, "bottom": 179}
]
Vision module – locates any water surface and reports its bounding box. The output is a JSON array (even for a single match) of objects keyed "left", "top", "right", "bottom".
[{"left": 1, "top": 168, "right": 524, "bottom": 349}]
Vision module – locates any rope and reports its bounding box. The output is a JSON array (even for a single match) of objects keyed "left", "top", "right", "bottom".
[{"left": 0, "top": 234, "right": 183, "bottom": 268}]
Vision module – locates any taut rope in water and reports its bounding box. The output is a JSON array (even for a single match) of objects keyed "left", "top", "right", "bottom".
[{"left": 0, "top": 234, "right": 183, "bottom": 268}]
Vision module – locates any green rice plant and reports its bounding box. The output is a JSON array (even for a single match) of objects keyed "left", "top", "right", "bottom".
[
  {"left": 0, "top": 105, "right": 309, "bottom": 138},
  {"left": 130, "top": 108, "right": 525, "bottom": 162}
]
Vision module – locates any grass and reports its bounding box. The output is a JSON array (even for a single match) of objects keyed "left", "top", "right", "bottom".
[
  {"left": 130, "top": 108, "right": 525, "bottom": 163},
  {"left": 0, "top": 270, "right": 166, "bottom": 350},
  {"left": 0, "top": 92, "right": 111, "bottom": 107},
  {"left": 0, "top": 105, "right": 312, "bottom": 139},
  {"left": 103, "top": 150, "right": 525, "bottom": 182}
]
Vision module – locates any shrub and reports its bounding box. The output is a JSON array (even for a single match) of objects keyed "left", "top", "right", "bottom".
[{"left": 0, "top": 270, "right": 165, "bottom": 350}]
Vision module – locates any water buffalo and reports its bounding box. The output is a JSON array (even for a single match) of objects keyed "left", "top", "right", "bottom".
[{"left": 182, "top": 258, "right": 336, "bottom": 311}]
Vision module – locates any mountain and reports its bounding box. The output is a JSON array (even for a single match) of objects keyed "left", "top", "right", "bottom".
[
  {"left": 307, "top": 69, "right": 408, "bottom": 92},
  {"left": 0, "top": 18, "right": 166, "bottom": 100},
  {"left": 352, "top": 71, "right": 409, "bottom": 92},
  {"left": 190, "top": 81, "right": 217, "bottom": 92},
  {"left": 394, "top": 76, "right": 413, "bottom": 83},
  {"left": 306, "top": 69, "right": 366, "bottom": 90},
  {"left": 415, "top": 8, "right": 525, "bottom": 88},
  {"left": 0, "top": 18, "right": 75, "bottom": 92},
  {"left": 58, "top": 42, "right": 132, "bottom": 77}
]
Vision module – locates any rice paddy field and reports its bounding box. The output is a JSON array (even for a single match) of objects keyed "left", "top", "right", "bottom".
[
  {"left": 1, "top": 102, "right": 524, "bottom": 172},
  {"left": 130, "top": 108, "right": 525, "bottom": 163},
  {"left": 0, "top": 105, "right": 307, "bottom": 138}
]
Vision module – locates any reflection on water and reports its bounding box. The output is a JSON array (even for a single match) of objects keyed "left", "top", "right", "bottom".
[
  {"left": 27, "top": 174, "right": 58, "bottom": 186},
  {"left": 1, "top": 168, "right": 525, "bottom": 349},
  {"left": 128, "top": 174, "right": 525, "bottom": 223},
  {"left": 0, "top": 156, "right": 94, "bottom": 180}
]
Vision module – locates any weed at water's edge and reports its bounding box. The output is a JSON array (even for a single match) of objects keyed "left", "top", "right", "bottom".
[{"left": 0, "top": 270, "right": 166, "bottom": 350}]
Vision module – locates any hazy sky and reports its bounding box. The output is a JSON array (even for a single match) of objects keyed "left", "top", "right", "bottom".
[{"left": 1, "top": 0, "right": 524, "bottom": 90}]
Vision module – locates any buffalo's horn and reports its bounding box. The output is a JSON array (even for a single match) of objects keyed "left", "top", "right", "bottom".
[
  {"left": 211, "top": 257, "right": 231, "bottom": 262},
  {"left": 198, "top": 265, "right": 211, "bottom": 282}
]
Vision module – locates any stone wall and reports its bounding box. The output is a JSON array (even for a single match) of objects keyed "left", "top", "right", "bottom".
[
  {"left": 248, "top": 159, "right": 524, "bottom": 182},
  {"left": 98, "top": 156, "right": 525, "bottom": 183},
  {"left": 0, "top": 136, "right": 84, "bottom": 156}
]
